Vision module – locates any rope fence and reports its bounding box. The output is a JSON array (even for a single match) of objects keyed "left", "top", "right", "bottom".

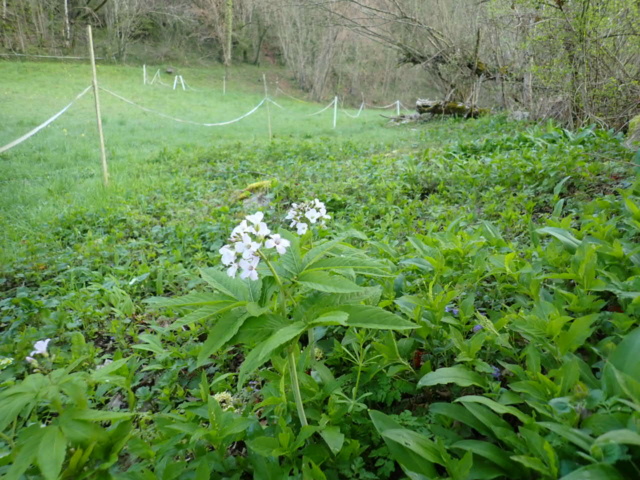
[{"left": 0, "top": 85, "right": 92, "bottom": 155}]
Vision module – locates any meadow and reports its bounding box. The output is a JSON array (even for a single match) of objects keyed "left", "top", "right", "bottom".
[{"left": 1, "top": 61, "right": 639, "bottom": 479}]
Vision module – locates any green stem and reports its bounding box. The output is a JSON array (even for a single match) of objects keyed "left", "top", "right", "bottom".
[
  {"left": 288, "top": 344, "right": 308, "bottom": 427},
  {"left": 258, "top": 251, "right": 287, "bottom": 315}
]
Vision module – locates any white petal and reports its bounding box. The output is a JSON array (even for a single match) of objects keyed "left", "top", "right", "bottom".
[
  {"left": 227, "top": 264, "right": 238, "bottom": 277},
  {"left": 296, "top": 223, "right": 308, "bottom": 235},
  {"left": 276, "top": 245, "right": 287, "bottom": 255},
  {"left": 256, "top": 222, "right": 271, "bottom": 236},
  {"left": 265, "top": 239, "right": 276, "bottom": 249},
  {"left": 246, "top": 212, "right": 264, "bottom": 225}
]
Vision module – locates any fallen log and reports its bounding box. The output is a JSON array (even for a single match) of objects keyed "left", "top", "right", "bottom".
[{"left": 416, "top": 99, "right": 488, "bottom": 118}]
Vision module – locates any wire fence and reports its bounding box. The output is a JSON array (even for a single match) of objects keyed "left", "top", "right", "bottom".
[{"left": 1, "top": 67, "right": 415, "bottom": 189}]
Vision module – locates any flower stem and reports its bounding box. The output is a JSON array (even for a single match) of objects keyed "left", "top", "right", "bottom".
[
  {"left": 258, "top": 251, "right": 288, "bottom": 314},
  {"left": 288, "top": 344, "right": 308, "bottom": 427}
]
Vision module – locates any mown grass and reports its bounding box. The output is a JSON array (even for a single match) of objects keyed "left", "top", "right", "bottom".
[{"left": 0, "top": 61, "right": 428, "bottom": 260}]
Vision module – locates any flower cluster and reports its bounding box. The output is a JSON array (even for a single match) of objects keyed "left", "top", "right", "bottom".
[
  {"left": 285, "top": 199, "right": 331, "bottom": 235},
  {"left": 219, "top": 211, "right": 290, "bottom": 281}
]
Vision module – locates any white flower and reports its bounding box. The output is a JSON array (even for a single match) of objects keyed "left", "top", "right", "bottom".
[
  {"left": 245, "top": 211, "right": 264, "bottom": 225},
  {"left": 30, "top": 339, "right": 50, "bottom": 356},
  {"left": 239, "top": 258, "right": 259, "bottom": 281},
  {"left": 231, "top": 220, "right": 255, "bottom": 240},
  {"left": 25, "top": 356, "right": 36, "bottom": 364},
  {"left": 227, "top": 262, "right": 239, "bottom": 278},
  {"left": 219, "top": 245, "right": 236, "bottom": 266},
  {"left": 305, "top": 208, "right": 321, "bottom": 224},
  {"left": 254, "top": 222, "right": 271, "bottom": 237},
  {"left": 296, "top": 222, "right": 308, "bottom": 235},
  {"left": 234, "top": 234, "right": 260, "bottom": 257},
  {"left": 265, "top": 234, "right": 290, "bottom": 255}
]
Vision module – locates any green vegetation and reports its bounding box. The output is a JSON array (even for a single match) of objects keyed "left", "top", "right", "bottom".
[{"left": 1, "top": 61, "right": 639, "bottom": 479}]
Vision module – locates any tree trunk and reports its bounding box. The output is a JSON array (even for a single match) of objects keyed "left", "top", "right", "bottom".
[{"left": 224, "top": 0, "right": 233, "bottom": 67}]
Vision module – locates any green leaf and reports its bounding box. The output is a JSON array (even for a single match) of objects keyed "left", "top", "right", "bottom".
[
  {"left": 537, "top": 422, "right": 593, "bottom": 452},
  {"left": 297, "top": 271, "right": 363, "bottom": 293},
  {"left": 304, "top": 255, "right": 389, "bottom": 276},
  {"left": 369, "top": 410, "right": 438, "bottom": 478},
  {"left": 69, "top": 408, "right": 133, "bottom": 421},
  {"left": 558, "top": 464, "right": 624, "bottom": 480},
  {"left": 319, "top": 426, "right": 344, "bottom": 455},
  {"left": 132, "top": 334, "right": 165, "bottom": 355},
  {"left": 37, "top": 426, "right": 67, "bottom": 480},
  {"left": 200, "top": 267, "right": 250, "bottom": 300},
  {"left": 303, "top": 239, "right": 342, "bottom": 267},
  {"left": 451, "top": 440, "right": 518, "bottom": 473},
  {"left": 594, "top": 429, "right": 640, "bottom": 448},
  {"left": 144, "top": 291, "right": 233, "bottom": 308},
  {"left": 609, "top": 327, "right": 640, "bottom": 383},
  {"left": 170, "top": 302, "right": 243, "bottom": 330},
  {"left": 308, "top": 311, "right": 349, "bottom": 327},
  {"left": 429, "top": 403, "right": 492, "bottom": 438},
  {"left": 238, "top": 322, "right": 307, "bottom": 386},
  {"left": 536, "top": 227, "right": 581, "bottom": 252},
  {"left": 418, "top": 365, "right": 487, "bottom": 388},
  {"left": 557, "top": 314, "right": 598, "bottom": 355},
  {"left": 91, "top": 358, "right": 129, "bottom": 381},
  {"left": 380, "top": 428, "right": 442, "bottom": 464},
  {"left": 339, "top": 305, "right": 417, "bottom": 330},
  {"left": 197, "top": 311, "right": 249, "bottom": 367},
  {"left": 455, "top": 395, "right": 531, "bottom": 423},
  {"left": 510, "top": 455, "right": 550, "bottom": 476},
  {"left": 5, "top": 425, "right": 45, "bottom": 480}
]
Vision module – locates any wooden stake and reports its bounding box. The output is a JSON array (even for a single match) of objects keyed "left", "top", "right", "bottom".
[
  {"left": 333, "top": 96, "right": 338, "bottom": 129},
  {"left": 87, "top": 25, "right": 108, "bottom": 187},
  {"left": 263, "top": 74, "right": 272, "bottom": 141},
  {"left": 396, "top": 100, "right": 401, "bottom": 116}
]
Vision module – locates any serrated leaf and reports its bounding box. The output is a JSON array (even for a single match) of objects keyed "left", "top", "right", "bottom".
[
  {"left": 303, "top": 239, "right": 342, "bottom": 267},
  {"left": 199, "top": 268, "right": 249, "bottom": 300},
  {"left": 144, "top": 292, "right": 233, "bottom": 308},
  {"left": 37, "top": 426, "right": 67, "bottom": 480},
  {"left": 419, "top": 365, "right": 487, "bottom": 388},
  {"left": 297, "top": 271, "right": 363, "bottom": 293},
  {"left": 338, "top": 305, "right": 417, "bottom": 330},
  {"left": 170, "top": 302, "right": 242, "bottom": 330},
  {"left": 308, "top": 311, "right": 349, "bottom": 327},
  {"left": 197, "top": 311, "right": 249, "bottom": 367},
  {"left": 238, "top": 322, "right": 307, "bottom": 386},
  {"left": 304, "top": 255, "right": 389, "bottom": 276}
]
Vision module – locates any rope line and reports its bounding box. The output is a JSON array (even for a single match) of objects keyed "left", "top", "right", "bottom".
[
  {"left": 307, "top": 98, "right": 336, "bottom": 117},
  {"left": 367, "top": 101, "right": 398, "bottom": 110},
  {"left": 100, "top": 87, "right": 266, "bottom": 127},
  {"left": 341, "top": 101, "right": 366, "bottom": 119},
  {"left": 0, "top": 85, "right": 92, "bottom": 155},
  {"left": 267, "top": 98, "right": 285, "bottom": 109},
  {"left": 275, "top": 87, "right": 311, "bottom": 104}
]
